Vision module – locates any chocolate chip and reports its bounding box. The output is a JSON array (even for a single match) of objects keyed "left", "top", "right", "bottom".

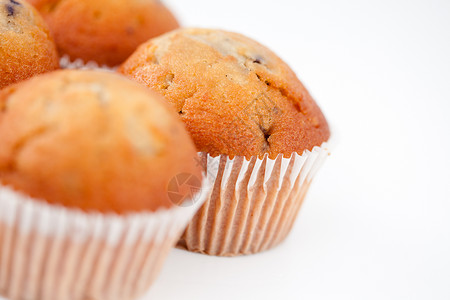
[
  {"left": 9, "top": 0, "right": 21, "bottom": 5},
  {"left": 6, "top": 4, "right": 15, "bottom": 16}
]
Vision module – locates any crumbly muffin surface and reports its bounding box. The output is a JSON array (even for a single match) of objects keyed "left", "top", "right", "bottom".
[
  {"left": 0, "top": 70, "right": 201, "bottom": 213},
  {"left": 28, "top": 0, "right": 179, "bottom": 66},
  {"left": 120, "top": 28, "right": 330, "bottom": 158},
  {"left": 0, "top": 0, "right": 59, "bottom": 89}
]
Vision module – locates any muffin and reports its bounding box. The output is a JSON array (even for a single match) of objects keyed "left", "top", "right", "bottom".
[
  {"left": 0, "top": 70, "right": 208, "bottom": 299},
  {"left": 27, "top": 0, "right": 179, "bottom": 67},
  {"left": 120, "top": 28, "right": 331, "bottom": 256},
  {"left": 0, "top": 0, "right": 59, "bottom": 89}
]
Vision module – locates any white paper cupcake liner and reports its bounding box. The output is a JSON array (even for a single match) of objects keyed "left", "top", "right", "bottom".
[
  {"left": 178, "top": 141, "right": 331, "bottom": 256},
  {"left": 0, "top": 178, "right": 210, "bottom": 300},
  {"left": 59, "top": 55, "right": 117, "bottom": 71}
]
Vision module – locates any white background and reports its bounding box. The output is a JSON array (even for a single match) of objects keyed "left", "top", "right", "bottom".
[{"left": 143, "top": 0, "right": 450, "bottom": 299}]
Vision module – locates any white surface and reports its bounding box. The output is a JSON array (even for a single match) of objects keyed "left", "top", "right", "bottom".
[{"left": 143, "top": 0, "right": 450, "bottom": 299}]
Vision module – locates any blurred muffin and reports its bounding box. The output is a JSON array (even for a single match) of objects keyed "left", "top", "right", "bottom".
[
  {"left": 0, "top": 0, "right": 59, "bottom": 89},
  {"left": 0, "top": 70, "right": 207, "bottom": 299},
  {"left": 120, "top": 28, "right": 331, "bottom": 256},
  {"left": 28, "top": 0, "right": 179, "bottom": 67},
  {"left": 0, "top": 69, "right": 200, "bottom": 213}
]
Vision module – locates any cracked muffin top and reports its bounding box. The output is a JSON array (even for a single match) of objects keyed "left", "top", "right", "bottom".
[
  {"left": 119, "top": 28, "right": 330, "bottom": 159},
  {"left": 0, "top": 70, "right": 201, "bottom": 213},
  {"left": 0, "top": 0, "right": 59, "bottom": 89},
  {"left": 27, "top": 0, "right": 179, "bottom": 67}
]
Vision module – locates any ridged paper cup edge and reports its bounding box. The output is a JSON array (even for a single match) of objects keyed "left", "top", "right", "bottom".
[
  {"left": 59, "top": 54, "right": 117, "bottom": 72},
  {"left": 180, "top": 138, "right": 332, "bottom": 256}
]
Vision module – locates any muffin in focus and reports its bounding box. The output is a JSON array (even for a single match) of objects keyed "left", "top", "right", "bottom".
[
  {"left": 119, "top": 28, "right": 331, "bottom": 256},
  {"left": 27, "top": 0, "right": 180, "bottom": 67},
  {"left": 119, "top": 28, "right": 329, "bottom": 158},
  {"left": 0, "top": 0, "right": 59, "bottom": 89},
  {"left": 0, "top": 70, "right": 207, "bottom": 300}
]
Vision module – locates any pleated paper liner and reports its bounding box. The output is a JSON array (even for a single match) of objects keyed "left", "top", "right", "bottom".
[
  {"left": 0, "top": 178, "right": 210, "bottom": 300},
  {"left": 59, "top": 55, "right": 117, "bottom": 71},
  {"left": 178, "top": 141, "right": 330, "bottom": 256}
]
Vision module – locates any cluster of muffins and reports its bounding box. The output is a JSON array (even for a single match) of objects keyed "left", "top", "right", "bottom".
[{"left": 0, "top": 0, "right": 331, "bottom": 299}]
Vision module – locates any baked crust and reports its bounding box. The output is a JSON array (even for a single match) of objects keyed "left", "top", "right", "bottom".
[
  {"left": 0, "top": 70, "right": 201, "bottom": 213},
  {"left": 119, "top": 28, "right": 330, "bottom": 159},
  {"left": 0, "top": 0, "right": 59, "bottom": 89},
  {"left": 28, "top": 0, "right": 179, "bottom": 66}
]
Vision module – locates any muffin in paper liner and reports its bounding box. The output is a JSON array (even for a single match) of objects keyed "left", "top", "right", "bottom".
[
  {"left": 0, "top": 178, "right": 210, "bottom": 300},
  {"left": 178, "top": 141, "right": 330, "bottom": 256}
]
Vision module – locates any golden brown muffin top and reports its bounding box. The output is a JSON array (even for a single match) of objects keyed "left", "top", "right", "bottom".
[
  {"left": 27, "top": 0, "right": 179, "bottom": 66},
  {"left": 0, "top": 0, "right": 59, "bottom": 89},
  {"left": 120, "top": 28, "right": 330, "bottom": 159},
  {"left": 0, "top": 70, "right": 201, "bottom": 214}
]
